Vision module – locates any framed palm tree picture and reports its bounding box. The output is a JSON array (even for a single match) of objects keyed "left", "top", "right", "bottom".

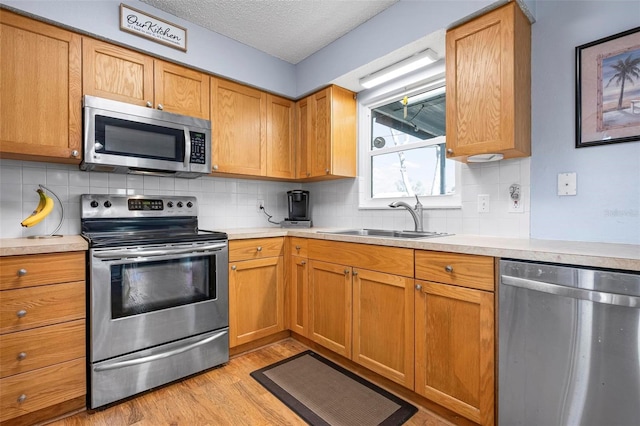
[{"left": 576, "top": 26, "right": 640, "bottom": 147}]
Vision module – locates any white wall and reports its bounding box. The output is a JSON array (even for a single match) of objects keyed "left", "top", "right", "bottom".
[
  {"left": 0, "top": 159, "right": 295, "bottom": 238},
  {"left": 530, "top": 0, "right": 640, "bottom": 244}
]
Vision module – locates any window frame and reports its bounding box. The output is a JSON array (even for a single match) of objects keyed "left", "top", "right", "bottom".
[{"left": 358, "top": 75, "right": 461, "bottom": 210}]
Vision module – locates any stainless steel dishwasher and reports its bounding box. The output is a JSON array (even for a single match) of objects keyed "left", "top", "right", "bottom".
[{"left": 499, "top": 259, "right": 640, "bottom": 426}]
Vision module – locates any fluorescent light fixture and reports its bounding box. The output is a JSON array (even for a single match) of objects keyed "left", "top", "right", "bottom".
[
  {"left": 405, "top": 83, "right": 446, "bottom": 105},
  {"left": 359, "top": 49, "right": 438, "bottom": 89}
]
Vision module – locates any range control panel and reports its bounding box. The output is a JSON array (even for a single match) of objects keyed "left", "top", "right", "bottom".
[{"left": 81, "top": 194, "right": 198, "bottom": 219}]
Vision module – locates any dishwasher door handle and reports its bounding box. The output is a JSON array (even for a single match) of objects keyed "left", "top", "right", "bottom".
[{"left": 501, "top": 275, "right": 640, "bottom": 308}]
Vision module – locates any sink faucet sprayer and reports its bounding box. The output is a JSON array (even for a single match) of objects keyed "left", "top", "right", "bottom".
[{"left": 389, "top": 195, "right": 424, "bottom": 232}]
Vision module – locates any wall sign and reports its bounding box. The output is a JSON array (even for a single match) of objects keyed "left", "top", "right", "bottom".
[
  {"left": 120, "top": 3, "right": 187, "bottom": 52},
  {"left": 576, "top": 26, "right": 640, "bottom": 147}
]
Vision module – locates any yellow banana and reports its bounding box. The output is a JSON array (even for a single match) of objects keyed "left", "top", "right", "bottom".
[{"left": 21, "top": 189, "right": 55, "bottom": 227}]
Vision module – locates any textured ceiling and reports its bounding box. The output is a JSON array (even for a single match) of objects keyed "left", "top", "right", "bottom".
[{"left": 141, "top": 0, "right": 398, "bottom": 64}]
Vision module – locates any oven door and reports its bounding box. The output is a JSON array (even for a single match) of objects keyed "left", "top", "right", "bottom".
[{"left": 89, "top": 241, "right": 228, "bottom": 363}]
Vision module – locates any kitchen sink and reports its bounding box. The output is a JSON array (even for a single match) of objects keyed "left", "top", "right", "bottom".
[{"left": 320, "top": 229, "right": 451, "bottom": 239}]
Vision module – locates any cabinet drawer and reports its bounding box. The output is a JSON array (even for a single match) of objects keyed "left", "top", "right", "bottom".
[
  {"left": 0, "top": 252, "right": 85, "bottom": 290},
  {"left": 415, "top": 250, "right": 494, "bottom": 291},
  {"left": 0, "top": 282, "right": 85, "bottom": 334},
  {"left": 229, "top": 237, "right": 284, "bottom": 262},
  {"left": 288, "top": 237, "right": 308, "bottom": 258},
  {"left": 308, "top": 240, "right": 413, "bottom": 277},
  {"left": 0, "top": 358, "right": 85, "bottom": 422},
  {"left": 0, "top": 320, "right": 85, "bottom": 378}
]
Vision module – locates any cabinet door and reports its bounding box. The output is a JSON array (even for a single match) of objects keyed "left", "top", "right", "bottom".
[
  {"left": 82, "top": 37, "right": 154, "bottom": 107},
  {"left": 266, "top": 94, "right": 295, "bottom": 178},
  {"left": 415, "top": 281, "right": 495, "bottom": 426},
  {"left": 352, "top": 269, "right": 414, "bottom": 389},
  {"left": 154, "top": 60, "right": 210, "bottom": 119},
  {"left": 295, "top": 97, "right": 311, "bottom": 179},
  {"left": 308, "top": 260, "right": 352, "bottom": 357},
  {"left": 289, "top": 255, "right": 308, "bottom": 337},
  {"left": 308, "top": 88, "right": 332, "bottom": 178},
  {"left": 445, "top": 2, "right": 530, "bottom": 160},
  {"left": 0, "top": 11, "right": 82, "bottom": 163},
  {"left": 228, "top": 256, "right": 284, "bottom": 347},
  {"left": 211, "top": 78, "right": 267, "bottom": 175}
]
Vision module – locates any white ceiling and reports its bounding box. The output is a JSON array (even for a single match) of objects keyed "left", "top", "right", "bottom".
[{"left": 141, "top": 0, "right": 399, "bottom": 64}]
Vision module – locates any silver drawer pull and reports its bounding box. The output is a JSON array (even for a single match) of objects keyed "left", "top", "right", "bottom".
[
  {"left": 231, "top": 265, "right": 237, "bottom": 271},
  {"left": 415, "top": 284, "right": 422, "bottom": 291},
  {"left": 17, "top": 394, "right": 27, "bottom": 403},
  {"left": 16, "top": 310, "right": 27, "bottom": 318},
  {"left": 295, "top": 245, "right": 301, "bottom": 250},
  {"left": 17, "top": 352, "right": 27, "bottom": 361},
  {"left": 301, "top": 260, "right": 306, "bottom": 265},
  {"left": 344, "top": 269, "right": 350, "bottom": 275},
  {"left": 353, "top": 270, "right": 358, "bottom": 276},
  {"left": 445, "top": 265, "right": 454, "bottom": 273},
  {"left": 17, "top": 268, "right": 27, "bottom": 276},
  {"left": 146, "top": 101, "right": 152, "bottom": 108},
  {"left": 256, "top": 246, "right": 262, "bottom": 252}
]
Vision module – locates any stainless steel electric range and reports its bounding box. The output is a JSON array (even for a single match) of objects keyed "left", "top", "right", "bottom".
[{"left": 81, "top": 194, "right": 229, "bottom": 409}]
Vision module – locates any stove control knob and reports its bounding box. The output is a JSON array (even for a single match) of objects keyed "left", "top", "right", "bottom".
[
  {"left": 167, "top": 201, "right": 174, "bottom": 208},
  {"left": 90, "top": 200, "right": 99, "bottom": 208},
  {"left": 187, "top": 202, "right": 193, "bottom": 208},
  {"left": 104, "top": 201, "right": 112, "bottom": 208},
  {"left": 177, "top": 202, "right": 183, "bottom": 208}
]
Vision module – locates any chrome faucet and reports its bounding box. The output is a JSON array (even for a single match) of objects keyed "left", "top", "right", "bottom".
[{"left": 389, "top": 195, "right": 424, "bottom": 232}]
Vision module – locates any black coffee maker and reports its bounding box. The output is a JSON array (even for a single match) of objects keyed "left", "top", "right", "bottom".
[{"left": 283, "top": 190, "right": 311, "bottom": 227}]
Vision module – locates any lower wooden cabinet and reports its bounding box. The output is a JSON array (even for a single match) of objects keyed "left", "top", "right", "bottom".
[
  {"left": 414, "top": 281, "right": 495, "bottom": 426},
  {"left": 352, "top": 269, "right": 414, "bottom": 389},
  {"left": 308, "top": 260, "right": 352, "bottom": 358},
  {"left": 228, "top": 238, "right": 285, "bottom": 348},
  {"left": 0, "top": 251, "right": 86, "bottom": 424}
]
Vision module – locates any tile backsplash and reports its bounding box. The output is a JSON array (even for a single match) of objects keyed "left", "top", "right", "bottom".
[
  {"left": 0, "top": 159, "right": 296, "bottom": 239},
  {"left": 0, "top": 157, "right": 530, "bottom": 239}
]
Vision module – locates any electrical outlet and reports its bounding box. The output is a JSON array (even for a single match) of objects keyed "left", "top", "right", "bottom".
[
  {"left": 558, "top": 172, "right": 577, "bottom": 196},
  {"left": 508, "top": 184, "right": 524, "bottom": 213},
  {"left": 478, "top": 194, "right": 490, "bottom": 213},
  {"left": 256, "top": 199, "right": 264, "bottom": 213}
]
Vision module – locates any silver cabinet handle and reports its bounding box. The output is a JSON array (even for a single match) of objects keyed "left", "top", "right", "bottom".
[
  {"left": 213, "top": 164, "right": 219, "bottom": 171},
  {"left": 157, "top": 103, "right": 164, "bottom": 110},
  {"left": 306, "top": 172, "right": 311, "bottom": 177},
  {"left": 415, "top": 284, "right": 422, "bottom": 291},
  {"left": 17, "top": 394, "right": 27, "bottom": 403},
  {"left": 17, "top": 352, "right": 27, "bottom": 361},
  {"left": 325, "top": 168, "right": 330, "bottom": 174},
  {"left": 17, "top": 268, "right": 27, "bottom": 277},
  {"left": 231, "top": 265, "right": 237, "bottom": 270},
  {"left": 256, "top": 246, "right": 262, "bottom": 252},
  {"left": 301, "top": 260, "right": 306, "bottom": 265},
  {"left": 445, "top": 265, "right": 454, "bottom": 273},
  {"left": 16, "top": 310, "right": 27, "bottom": 318},
  {"left": 344, "top": 269, "right": 350, "bottom": 275},
  {"left": 71, "top": 150, "right": 79, "bottom": 157},
  {"left": 146, "top": 101, "right": 153, "bottom": 108},
  {"left": 446, "top": 148, "right": 453, "bottom": 154},
  {"left": 295, "top": 245, "right": 301, "bottom": 251},
  {"left": 353, "top": 270, "right": 358, "bottom": 276}
]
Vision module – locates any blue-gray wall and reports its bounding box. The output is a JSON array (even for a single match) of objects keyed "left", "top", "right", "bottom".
[{"left": 530, "top": 0, "right": 640, "bottom": 244}]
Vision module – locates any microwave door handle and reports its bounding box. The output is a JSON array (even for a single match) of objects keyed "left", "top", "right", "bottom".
[
  {"left": 184, "top": 127, "right": 191, "bottom": 168},
  {"left": 93, "top": 242, "right": 227, "bottom": 259}
]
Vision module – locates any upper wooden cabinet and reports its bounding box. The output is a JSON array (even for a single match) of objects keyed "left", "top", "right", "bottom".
[
  {"left": 211, "top": 79, "right": 295, "bottom": 179},
  {"left": 0, "top": 10, "right": 82, "bottom": 164},
  {"left": 296, "top": 86, "right": 357, "bottom": 180},
  {"left": 211, "top": 78, "right": 267, "bottom": 176},
  {"left": 445, "top": 1, "right": 531, "bottom": 161},
  {"left": 83, "top": 38, "right": 210, "bottom": 119}
]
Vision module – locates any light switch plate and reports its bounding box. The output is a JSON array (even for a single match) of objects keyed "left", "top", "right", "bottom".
[{"left": 557, "top": 173, "right": 577, "bottom": 196}]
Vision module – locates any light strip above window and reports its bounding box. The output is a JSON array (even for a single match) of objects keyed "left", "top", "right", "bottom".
[{"left": 359, "top": 49, "right": 439, "bottom": 89}]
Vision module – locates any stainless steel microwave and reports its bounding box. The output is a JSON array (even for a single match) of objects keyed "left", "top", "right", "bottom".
[{"left": 81, "top": 95, "right": 211, "bottom": 178}]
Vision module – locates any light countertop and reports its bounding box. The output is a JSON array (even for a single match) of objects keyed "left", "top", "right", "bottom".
[{"left": 2, "top": 230, "right": 638, "bottom": 271}]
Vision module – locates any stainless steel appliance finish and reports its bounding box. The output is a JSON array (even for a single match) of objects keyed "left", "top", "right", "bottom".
[
  {"left": 81, "top": 95, "right": 211, "bottom": 178},
  {"left": 82, "top": 194, "right": 228, "bottom": 409},
  {"left": 499, "top": 260, "right": 640, "bottom": 426}
]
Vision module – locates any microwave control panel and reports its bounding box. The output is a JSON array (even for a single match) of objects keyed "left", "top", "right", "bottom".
[{"left": 189, "top": 132, "right": 207, "bottom": 164}]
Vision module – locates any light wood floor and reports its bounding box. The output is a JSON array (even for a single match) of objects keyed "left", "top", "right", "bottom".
[{"left": 49, "top": 338, "right": 456, "bottom": 426}]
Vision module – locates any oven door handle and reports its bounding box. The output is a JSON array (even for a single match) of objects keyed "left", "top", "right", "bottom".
[
  {"left": 93, "top": 242, "right": 227, "bottom": 260},
  {"left": 93, "top": 330, "right": 228, "bottom": 372}
]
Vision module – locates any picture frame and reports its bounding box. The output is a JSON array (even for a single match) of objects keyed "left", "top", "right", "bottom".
[
  {"left": 576, "top": 26, "right": 640, "bottom": 148},
  {"left": 120, "top": 3, "right": 187, "bottom": 52}
]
